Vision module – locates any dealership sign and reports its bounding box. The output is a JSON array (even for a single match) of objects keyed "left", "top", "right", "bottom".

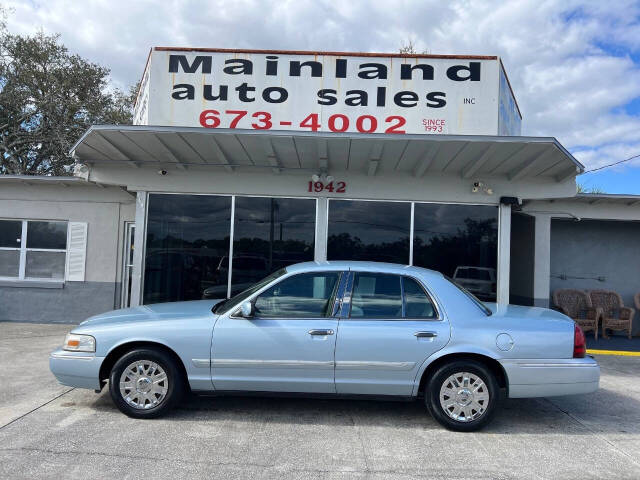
[{"left": 134, "top": 48, "right": 521, "bottom": 136}]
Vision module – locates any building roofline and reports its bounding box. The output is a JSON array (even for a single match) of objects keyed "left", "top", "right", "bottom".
[
  {"left": 576, "top": 193, "right": 640, "bottom": 200},
  {"left": 0, "top": 175, "right": 86, "bottom": 184},
  {"left": 152, "top": 46, "right": 498, "bottom": 61}
]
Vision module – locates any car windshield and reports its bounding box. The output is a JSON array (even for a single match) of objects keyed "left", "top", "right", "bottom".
[
  {"left": 212, "top": 268, "right": 287, "bottom": 314},
  {"left": 447, "top": 276, "right": 492, "bottom": 316}
]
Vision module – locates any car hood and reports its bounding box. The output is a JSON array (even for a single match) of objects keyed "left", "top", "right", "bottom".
[
  {"left": 78, "top": 299, "right": 224, "bottom": 328},
  {"left": 484, "top": 303, "right": 571, "bottom": 322}
]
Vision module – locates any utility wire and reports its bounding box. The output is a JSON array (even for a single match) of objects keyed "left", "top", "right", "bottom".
[{"left": 583, "top": 153, "right": 640, "bottom": 173}]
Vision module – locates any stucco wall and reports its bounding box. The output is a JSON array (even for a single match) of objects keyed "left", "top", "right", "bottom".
[
  {"left": 550, "top": 218, "right": 640, "bottom": 335},
  {"left": 0, "top": 182, "right": 135, "bottom": 323}
]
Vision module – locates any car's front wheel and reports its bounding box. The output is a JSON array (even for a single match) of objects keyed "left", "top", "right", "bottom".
[
  {"left": 425, "top": 360, "right": 499, "bottom": 432},
  {"left": 109, "top": 348, "right": 183, "bottom": 418}
]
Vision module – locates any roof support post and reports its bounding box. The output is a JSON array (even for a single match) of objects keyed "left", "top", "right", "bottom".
[
  {"left": 497, "top": 203, "right": 511, "bottom": 305},
  {"left": 314, "top": 197, "right": 328, "bottom": 262},
  {"left": 533, "top": 214, "right": 551, "bottom": 308},
  {"left": 130, "top": 191, "right": 148, "bottom": 307}
]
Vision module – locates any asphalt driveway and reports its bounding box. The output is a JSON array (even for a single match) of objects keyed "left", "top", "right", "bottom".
[{"left": 1, "top": 321, "right": 639, "bottom": 479}]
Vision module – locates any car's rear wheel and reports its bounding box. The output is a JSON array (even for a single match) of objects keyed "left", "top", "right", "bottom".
[
  {"left": 425, "top": 360, "right": 499, "bottom": 432},
  {"left": 109, "top": 348, "right": 183, "bottom": 418}
]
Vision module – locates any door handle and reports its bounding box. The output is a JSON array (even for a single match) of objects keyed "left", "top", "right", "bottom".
[
  {"left": 308, "top": 329, "right": 334, "bottom": 336},
  {"left": 414, "top": 331, "right": 437, "bottom": 338}
]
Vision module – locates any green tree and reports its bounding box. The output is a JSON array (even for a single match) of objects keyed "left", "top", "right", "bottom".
[
  {"left": 0, "top": 26, "right": 136, "bottom": 175},
  {"left": 577, "top": 184, "right": 605, "bottom": 194}
]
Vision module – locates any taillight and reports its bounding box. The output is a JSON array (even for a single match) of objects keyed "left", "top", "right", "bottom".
[{"left": 573, "top": 324, "right": 586, "bottom": 358}]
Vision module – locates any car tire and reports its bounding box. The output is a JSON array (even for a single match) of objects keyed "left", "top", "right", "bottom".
[
  {"left": 109, "top": 348, "right": 184, "bottom": 419},
  {"left": 425, "top": 359, "right": 500, "bottom": 432}
]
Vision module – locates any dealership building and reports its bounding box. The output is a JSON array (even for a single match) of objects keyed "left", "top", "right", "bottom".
[{"left": 1, "top": 48, "right": 639, "bottom": 335}]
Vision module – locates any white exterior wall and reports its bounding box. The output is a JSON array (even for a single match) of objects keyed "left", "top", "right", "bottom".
[
  {"left": 0, "top": 183, "right": 135, "bottom": 322},
  {"left": 86, "top": 165, "right": 577, "bottom": 203}
]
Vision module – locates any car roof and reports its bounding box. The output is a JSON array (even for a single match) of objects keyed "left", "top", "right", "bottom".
[{"left": 285, "top": 261, "right": 445, "bottom": 279}]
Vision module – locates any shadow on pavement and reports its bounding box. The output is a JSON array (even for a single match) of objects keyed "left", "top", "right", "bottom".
[{"left": 81, "top": 383, "right": 639, "bottom": 435}]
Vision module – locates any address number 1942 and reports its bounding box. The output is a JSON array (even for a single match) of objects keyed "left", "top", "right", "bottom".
[{"left": 308, "top": 180, "right": 346, "bottom": 193}]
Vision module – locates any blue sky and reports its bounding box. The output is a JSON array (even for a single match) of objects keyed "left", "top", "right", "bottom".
[{"left": 4, "top": 0, "right": 640, "bottom": 193}]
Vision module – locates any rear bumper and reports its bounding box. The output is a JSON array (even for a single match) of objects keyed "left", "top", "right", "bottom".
[
  {"left": 500, "top": 357, "right": 600, "bottom": 398},
  {"left": 49, "top": 349, "right": 104, "bottom": 390}
]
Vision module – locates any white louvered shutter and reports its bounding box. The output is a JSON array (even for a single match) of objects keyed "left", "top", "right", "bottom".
[{"left": 65, "top": 222, "right": 88, "bottom": 281}]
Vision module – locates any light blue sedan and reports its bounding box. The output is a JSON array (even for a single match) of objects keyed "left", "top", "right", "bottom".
[{"left": 50, "top": 261, "right": 599, "bottom": 431}]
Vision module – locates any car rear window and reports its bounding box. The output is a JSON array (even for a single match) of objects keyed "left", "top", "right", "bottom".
[{"left": 447, "top": 277, "right": 492, "bottom": 316}]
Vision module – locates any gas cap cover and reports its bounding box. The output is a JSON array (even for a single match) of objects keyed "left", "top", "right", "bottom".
[{"left": 496, "top": 333, "right": 514, "bottom": 351}]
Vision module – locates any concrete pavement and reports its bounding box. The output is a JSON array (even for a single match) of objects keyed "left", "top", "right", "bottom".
[{"left": 1, "top": 321, "right": 640, "bottom": 479}]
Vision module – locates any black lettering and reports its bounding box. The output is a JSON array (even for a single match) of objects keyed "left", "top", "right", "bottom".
[
  {"left": 290, "top": 60, "right": 322, "bottom": 77},
  {"left": 263, "top": 86, "right": 288, "bottom": 103},
  {"left": 345, "top": 90, "right": 368, "bottom": 106},
  {"left": 446, "top": 62, "right": 480, "bottom": 81},
  {"left": 394, "top": 91, "right": 419, "bottom": 107},
  {"left": 358, "top": 63, "right": 387, "bottom": 79},
  {"left": 235, "top": 83, "right": 256, "bottom": 102},
  {"left": 266, "top": 55, "right": 278, "bottom": 76},
  {"left": 223, "top": 59, "right": 253, "bottom": 75},
  {"left": 168, "top": 55, "right": 212, "bottom": 74},
  {"left": 172, "top": 83, "right": 195, "bottom": 100},
  {"left": 426, "top": 91, "right": 446, "bottom": 108},
  {"left": 400, "top": 63, "right": 434, "bottom": 80},
  {"left": 376, "top": 86, "right": 386, "bottom": 106},
  {"left": 335, "top": 59, "right": 347, "bottom": 78},
  {"left": 203, "top": 84, "right": 228, "bottom": 101},
  {"left": 317, "top": 89, "right": 337, "bottom": 106}
]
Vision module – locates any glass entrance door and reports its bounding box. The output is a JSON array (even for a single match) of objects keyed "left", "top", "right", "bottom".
[{"left": 121, "top": 222, "right": 135, "bottom": 308}]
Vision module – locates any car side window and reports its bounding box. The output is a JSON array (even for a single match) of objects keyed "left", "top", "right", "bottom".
[
  {"left": 254, "top": 272, "right": 340, "bottom": 318},
  {"left": 350, "top": 273, "right": 403, "bottom": 318},
  {"left": 403, "top": 277, "right": 437, "bottom": 319}
]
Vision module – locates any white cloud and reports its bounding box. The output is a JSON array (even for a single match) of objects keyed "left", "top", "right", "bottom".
[{"left": 4, "top": 0, "right": 640, "bottom": 173}]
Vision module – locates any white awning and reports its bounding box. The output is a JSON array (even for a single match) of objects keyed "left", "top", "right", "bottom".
[{"left": 71, "top": 125, "right": 583, "bottom": 183}]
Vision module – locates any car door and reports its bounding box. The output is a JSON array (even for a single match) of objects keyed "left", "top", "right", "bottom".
[
  {"left": 334, "top": 271, "right": 450, "bottom": 396},
  {"left": 211, "top": 270, "right": 344, "bottom": 393}
]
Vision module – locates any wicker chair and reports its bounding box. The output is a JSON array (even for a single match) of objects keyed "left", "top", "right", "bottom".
[
  {"left": 589, "top": 290, "right": 634, "bottom": 340},
  {"left": 552, "top": 289, "right": 601, "bottom": 339}
]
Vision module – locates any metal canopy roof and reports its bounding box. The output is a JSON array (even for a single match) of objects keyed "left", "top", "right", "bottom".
[{"left": 70, "top": 125, "right": 583, "bottom": 182}]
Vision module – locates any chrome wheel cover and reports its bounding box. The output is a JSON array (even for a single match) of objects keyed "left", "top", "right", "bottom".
[
  {"left": 119, "top": 360, "right": 168, "bottom": 410},
  {"left": 439, "top": 371, "right": 490, "bottom": 422}
]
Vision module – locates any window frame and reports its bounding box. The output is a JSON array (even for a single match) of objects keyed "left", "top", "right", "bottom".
[
  {"left": 344, "top": 271, "right": 441, "bottom": 321},
  {"left": 0, "top": 219, "right": 68, "bottom": 282}
]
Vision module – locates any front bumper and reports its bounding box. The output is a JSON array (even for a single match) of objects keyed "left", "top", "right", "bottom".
[
  {"left": 49, "top": 349, "right": 105, "bottom": 390},
  {"left": 500, "top": 357, "right": 600, "bottom": 398}
]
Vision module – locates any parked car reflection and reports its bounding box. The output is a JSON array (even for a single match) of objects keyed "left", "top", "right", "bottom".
[{"left": 453, "top": 266, "right": 496, "bottom": 301}]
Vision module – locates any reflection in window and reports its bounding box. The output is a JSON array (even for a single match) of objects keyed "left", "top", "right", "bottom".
[
  {"left": 327, "top": 200, "right": 410, "bottom": 264},
  {"left": 403, "top": 277, "right": 437, "bottom": 318},
  {"left": 144, "top": 194, "right": 232, "bottom": 303},
  {"left": 27, "top": 221, "right": 67, "bottom": 249},
  {"left": 0, "top": 220, "right": 22, "bottom": 277},
  {"left": 350, "top": 273, "right": 403, "bottom": 318},
  {"left": 0, "top": 219, "right": 67, "bottom": 280},
  {"left": 231, "top": 197, "right": 315, "bottom": 295},
  {"left": 254, "top": 272, "right": 339, "bottom": 318},
  {"left": 413, "top": 203, "right": 498, "bottom": 300}
]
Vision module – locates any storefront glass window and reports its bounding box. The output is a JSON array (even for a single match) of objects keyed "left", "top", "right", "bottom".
[
  {"left": 413, "top": 203, "right": 498, "bottom": 301},
  {"left": 231, "top": 197, "right": 315, "bottom": 295},
  {"left": 327, "top": 200, "right": 411, "bottom": 264},
  {"left": 144, "top": 194, "right": 232, "bottom": 303}
]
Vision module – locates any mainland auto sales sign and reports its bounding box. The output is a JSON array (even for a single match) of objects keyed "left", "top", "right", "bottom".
[{"left": 134, "top": 48, "right": 521, "bottom": 136}]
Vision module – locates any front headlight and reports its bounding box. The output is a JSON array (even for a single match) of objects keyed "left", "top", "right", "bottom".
[{"left": 63, "top": 333, "right": 96, "bottom": 352}]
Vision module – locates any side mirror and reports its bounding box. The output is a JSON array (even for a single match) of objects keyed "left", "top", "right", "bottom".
[{"left": 240, "top": 301, "right": 254, "bottom": 318}]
